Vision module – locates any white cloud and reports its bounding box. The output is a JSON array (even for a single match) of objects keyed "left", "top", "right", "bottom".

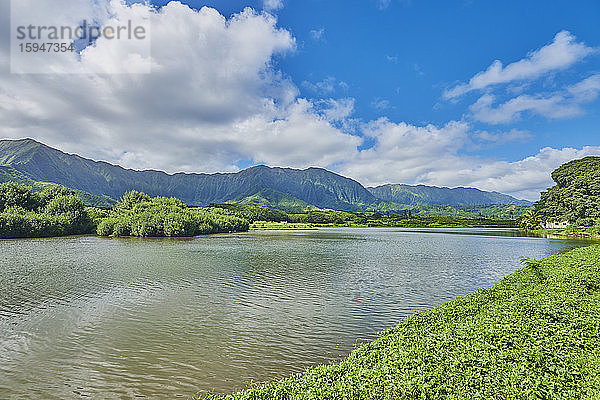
[
  {"left": 568, "top": 73, "right": 600, "bottom": 101},
  {"left": 413, "top": 63, "right": 425, "bottom": 76},
  {"left": 386, "top": 55, "right": 398, "bottom": 63},
  {"left": 338, "top": 120, "right": 600, "bottom": 200},
  {"left": 475, "top": 129, "right": 533, "bottom": 145},
  {"left": 340, "top": 119, "right": 471, "bottom": 187},
  {"left": 470, "top": 74, "right": 600, "bottom": 124},
  {"left": 301, "top": 76, "right": 344, "bottom": 95},
  {"left": 263, "top": 0, "right": 284, "bottom": 12},
  {"left": 310, "top": 28, "right": 325, "bottom": 41},
  {"left": 450, "top": 147, "right": 600, "bottom": 200},
  {"left": 316, "top": 98, "right": 355, "bottom": 122},
  {"left": 0, "top": 2, "right": 359, "bottom": 173},
  {"left": 445, "top": 31, "right": 596, "bottom": 99},
  {"left": 377, "top": 0, "right": 392, "bottom": 10},
  {"left": 371, "top": 98, "right": 392, "bottom": 111}
]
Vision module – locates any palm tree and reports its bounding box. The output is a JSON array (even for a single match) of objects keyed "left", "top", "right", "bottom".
[{"left": 520, "top": 209, "right": 542, "bottom": 230}]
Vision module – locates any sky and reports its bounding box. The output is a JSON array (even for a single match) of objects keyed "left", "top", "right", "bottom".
[{"left": 0, "top": 0, "right": 599, "bottom": 200}]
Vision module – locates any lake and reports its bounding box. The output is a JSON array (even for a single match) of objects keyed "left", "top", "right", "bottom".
[{"left": 0, "top": 228, "right": 594, "bottom": 399}]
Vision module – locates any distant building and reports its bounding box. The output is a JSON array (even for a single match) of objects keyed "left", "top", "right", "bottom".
[{"left": 541, "top": 221, "right": 570, "bottom": 229}]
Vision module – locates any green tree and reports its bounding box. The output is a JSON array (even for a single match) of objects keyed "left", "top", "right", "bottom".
[
  {"left": 0, "top": 182, "right": 40, "bottom": 212},
  {"left": 520, "top": 209, "right": 542, "bottom": 230},
  {"left": 537, "top": 157, "right": 600, "bottom": 225},
  {"left": 118, "top": 190, "right": 151, "bottom": 211}
]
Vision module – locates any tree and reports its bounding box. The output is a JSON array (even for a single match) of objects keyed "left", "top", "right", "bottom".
[
  {"left": 520, "top": 209, "right": 542, "bottom": 230},
  {"left": 0, "top": 182, "right": 40, "bottom": 212},
  {"left": 0, "top": 182, "right": 95, "bottom": 238},
  {"left": 118, "top": 190, "right": 151, "bottom": 211},
  {"left": 40, "top": 185, "right": 75, "bottom": 205},
  {"left": 537, "top": 157, "right": 600, "bottom": 226}
]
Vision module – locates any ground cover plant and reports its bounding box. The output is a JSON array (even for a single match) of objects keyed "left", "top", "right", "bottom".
[{"left": 200, "top": 245, "right": 600, "bottom": 399}]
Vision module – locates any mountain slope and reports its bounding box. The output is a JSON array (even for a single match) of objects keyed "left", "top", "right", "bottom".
[
  {"left": 368, "top": 183, "right": 531, "bottom": 206},
  {"left": 0, "top": 165, "right": 115, "bottom": 207},
  {"left": 0, "top": 139, "right": 379, "bottom": 211},
  {"left": 0, "top": 139, "right": 530, "bottom": 211}
]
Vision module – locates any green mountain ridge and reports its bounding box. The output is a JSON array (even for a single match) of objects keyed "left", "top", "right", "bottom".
[
  {"left": 0, "top": 138, "right": 529, "bottom": 212},
  {"left": 369, "top": 183, "right": 531, "bottom": 206},
  {"left": 0, "top": 165, "right": 116, "bottom": 208}
]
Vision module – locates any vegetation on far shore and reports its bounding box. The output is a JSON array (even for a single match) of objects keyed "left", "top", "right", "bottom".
[
  {"left": 197, "top": 245, "right": 600, "bottom": 400},
  {"left": 0, "top": 182, "right": 94, "bottom": 238},
  {"left": 215, "top": 203, "right": 520, "bottom": 229},
  {"left": 96, "top": 191, "right": 249, "bottom": 237},
  {"left": 524, "top": 225, "right": 600, "bottom": 240},
  {"left": 518, "top": 157, "right": 600, "bottom": 239},
  {"left": 0, "top": 182, "right": 528, "bottom": 239}
]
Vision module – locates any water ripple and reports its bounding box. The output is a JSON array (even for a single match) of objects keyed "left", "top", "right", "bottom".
[{"left": 0, "top": 230, "right": 591, "bottom": 398}]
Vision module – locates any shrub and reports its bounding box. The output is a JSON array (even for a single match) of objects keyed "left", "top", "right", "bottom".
[
  {"left": 96, "top": 192, "right": 250, "bottom": 238},
  {"left": 96, "top": 218, "right": 117, "bottom": 236},
  {"left": 0, "top": 182, "right": 95, "bottom": 238}
]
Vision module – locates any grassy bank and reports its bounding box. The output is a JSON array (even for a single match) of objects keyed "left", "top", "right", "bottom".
[
  {"left": 200, "top": 245, "right": 600, "bottom": 399},
  {"left": 524, "top": 228, "right": 600, "bottom": 240},
  {"left": 250, "top": 221, "right": 318, "bottom": 230}
]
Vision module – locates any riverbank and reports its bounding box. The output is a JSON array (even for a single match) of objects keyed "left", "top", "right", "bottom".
[
  {"left": 524, "top": 228, "right": 600, "bottom": 240},
  {"left": 250, "top": 221, "right": 318, "bottom": 230},
  {"left": 250, "top": 219, "right": 518, "bottom": 230},
  {"left": 201, "top": 245, "right": 600, "bottom": 399}
]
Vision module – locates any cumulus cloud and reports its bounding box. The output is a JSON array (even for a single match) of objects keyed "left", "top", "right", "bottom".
[
  {"left": 445, "top": 31, "right": 596, "bottom": 99},
  {"left": 1, "top": 1, "right": 597, "bottom": 202},
  {"left": 315, "top": 98, "right": 355, "bottom": 122},
  {"left": 470, "top": 74, "right": 600, "bottom": 124},
  {"left": 339, "top": 119, "right": 600, "bottom": 200},
  {"left": 0, "top": 1, "right": 361, "bottom": 173},
  {"left": 340, "top": 119, "right": 472, "bottom": 187},
  {"left": 449, "top": 147, "right": 600, "bottom": 200}
]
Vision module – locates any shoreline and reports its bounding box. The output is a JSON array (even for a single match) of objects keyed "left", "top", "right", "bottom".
[
  {"left": 522, "top": 228, "right": 600, "bottom": 240},
  {"left": 199, "top": 245, "right": 600, "bottom": 399}
]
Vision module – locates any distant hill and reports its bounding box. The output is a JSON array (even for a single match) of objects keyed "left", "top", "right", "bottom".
[
  {"left": 0, "top": 139, "right": 381, "bottom": 212},
  {"left": 0, "top": 139, "right": 529, "bottom": 212},
  {"left": 0, "top": 164, "right": 115, "bottom": 208},
  {"left": 368, "top": 184, "right": 531, "bottom": 207}
]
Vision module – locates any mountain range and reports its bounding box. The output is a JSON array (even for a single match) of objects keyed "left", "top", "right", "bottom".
[
  {"left": 0, "top": 139, "right": 530, "bottom": 211},
  {"left": 368, "top": 184, "right": 530, "bottom": 207}
]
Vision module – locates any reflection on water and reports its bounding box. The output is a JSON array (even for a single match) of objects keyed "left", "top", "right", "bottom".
[{"left": 0, "top": 228, "right": 593, "bottom": 398}]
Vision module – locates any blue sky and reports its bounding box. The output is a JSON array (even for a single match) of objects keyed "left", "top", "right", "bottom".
[
  {"left": 1, "top": 0, "right": 599, "bottom": 199},
  {"left": 168, "top": 0, "right": 600, "bottom": 162}
]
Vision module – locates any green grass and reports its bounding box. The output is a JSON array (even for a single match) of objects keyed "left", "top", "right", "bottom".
[
  {"left": 199, "top": 245, "right": 600, "bottom": 399},
  {"left": 250, "top": 221, "right": 318, "bottom": 230}
]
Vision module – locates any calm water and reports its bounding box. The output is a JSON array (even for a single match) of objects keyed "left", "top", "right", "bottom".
[{"left": 0, "top": 228, "right": 594, "bottom": 399}]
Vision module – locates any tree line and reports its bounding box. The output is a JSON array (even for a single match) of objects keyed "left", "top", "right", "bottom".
[
  {"left": 0, "top": 183, "right": 249, "bottom": 239},
  {"left": 0, "top": 182, "right": 93, "bottom": 238}
]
